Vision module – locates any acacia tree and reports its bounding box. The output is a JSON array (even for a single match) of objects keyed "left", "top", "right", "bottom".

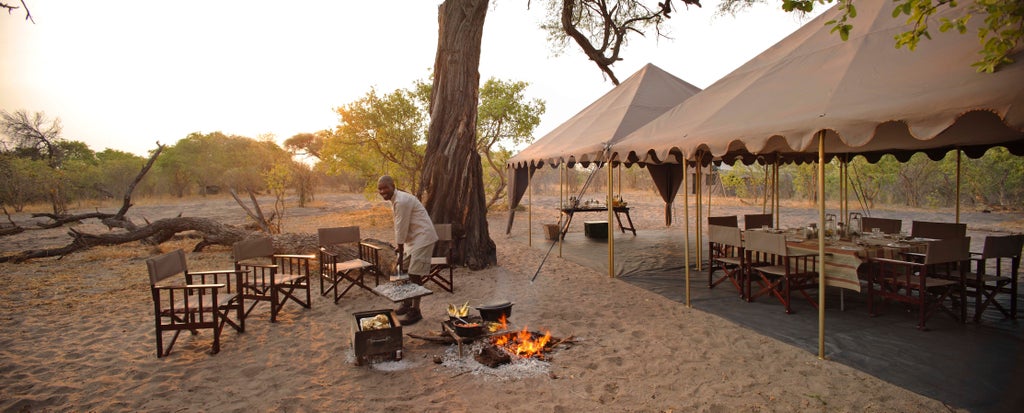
[
  {"left": 477, "top": 78, "right": 545, "bottom": 209},
  {"left": 0, "top": 110, "right": 69, "bottom": 214},
  {"left": 322, "top": 85, "right": 429, "bottom": 195}
]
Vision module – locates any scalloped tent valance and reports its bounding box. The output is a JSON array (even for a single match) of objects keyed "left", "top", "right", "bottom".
[{"left": 613, "top": 2, "right": 1024, "bottom": 165}]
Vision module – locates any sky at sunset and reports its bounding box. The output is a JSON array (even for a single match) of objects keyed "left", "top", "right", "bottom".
[{"left": 1, "top": 1, "right": 823, "bottom": 157}]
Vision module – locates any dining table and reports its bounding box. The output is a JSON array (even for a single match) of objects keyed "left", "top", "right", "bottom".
[{"left": 764, "top": 229, "right": 931, "bottom": 293}]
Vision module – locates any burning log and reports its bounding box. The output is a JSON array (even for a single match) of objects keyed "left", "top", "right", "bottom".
[{"left": 474, "top": 344, "right": 511, "bottom": 368}]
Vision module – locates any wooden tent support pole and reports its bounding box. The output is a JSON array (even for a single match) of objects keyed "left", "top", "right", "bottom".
[
  {"left": 684, "top": 160, "right": 691, "bottom": 308},
  {"left": 608, "top": 160, "right": 615, "bottom": 278},
  {"left": 559, "top": 163, "right": 563, "bottom": 258},
  {"left": 817, "top": 131, "right": 827, "bottom": 360},
  {"left": 695, "top": 160, "right": 702, "bottom": 271},
  {"left": 956, "top": 149, "right": 962, "bottom": 224},
  {"left": 528, "top": 166, "right": 533, "bottom": 247}
]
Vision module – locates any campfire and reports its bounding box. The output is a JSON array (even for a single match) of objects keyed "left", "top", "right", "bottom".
[
  {"left": 473, "top": 315, "right": 564, "bottom": 368},
  {"left": 490, "top": 315, "right": 552, "bottom": 360}
]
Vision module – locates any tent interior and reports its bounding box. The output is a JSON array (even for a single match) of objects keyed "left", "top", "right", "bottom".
[{"left": 507, "top": 212, "right": 1023, "bottom": 413}]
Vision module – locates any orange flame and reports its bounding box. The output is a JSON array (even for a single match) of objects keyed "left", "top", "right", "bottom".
[{"left": 491, "top": 325, "right": 551, "bottom": 359}]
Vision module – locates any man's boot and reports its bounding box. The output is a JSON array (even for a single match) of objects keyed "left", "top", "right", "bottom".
[
  {"left": 395, "top": 300, "right": 412, "bottom": 316},
  {"left": 400, "top": 307, "right": 422, "bottom": 325}
]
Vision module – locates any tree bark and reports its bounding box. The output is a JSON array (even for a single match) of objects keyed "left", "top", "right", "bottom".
[{"left": 421, "top": 0, "right": 496, "bottom": 270}]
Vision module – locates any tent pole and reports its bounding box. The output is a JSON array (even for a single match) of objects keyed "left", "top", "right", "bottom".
[
  {"left": 956, "top": 149, "right": 962, "bottom": 224},
  {"left": 528, "top": 165, "right": 533, "bottom": 247},
  {"left": 763, "top": 161, "right": 769, "bottom": 213},
  {"left": 684, "top": 160, "right": 691, "bottom": 308},
  {"left": 559, "top": 163, "right": 563, "bottom": 258},
  {"left": 608, "top": 160, "right": 615, "bottom": 278},
  {"left": 695, "top": 160, "right": 703, "bottom": 271},
  {"left": 707, "top": 164, "right": 713, "bottom": 226},
  {"left": 817, "top": 131, "right": 827, "bottom": 360},
  {"left": 774, "top": 158, "right": 780, "bottom": 227}
]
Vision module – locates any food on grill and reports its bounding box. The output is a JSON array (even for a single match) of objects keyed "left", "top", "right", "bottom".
[{"left": 359, "top": 314, "right": 392, "bottom": 331}]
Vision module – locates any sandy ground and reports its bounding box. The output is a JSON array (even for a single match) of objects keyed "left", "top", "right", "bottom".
[{"left": 3, "top": 191, "right": 1018, "bottom": 412}]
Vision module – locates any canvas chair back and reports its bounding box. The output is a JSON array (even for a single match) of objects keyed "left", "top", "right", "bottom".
[
  {"left": 744, "top": 214, "right": 773, "bottom": 230},
  {"left": 745, "top": 230, "right": 787, "bottom": 256},
  {"left": 233, "top": 237, "right": 275, "bottom": 262},
  {"left": 709, "top": 225, "right": 742, "bottom": 248},
  {"left": 147, "top": 249, "right": 188, "bottom": 285},
  {"left": 981, "top": 234, "right": 1024, "bottom": 259},
  {"left": 708, "top": 215, "right": 738, "bottom": 227},
  {"left": 861, "top": 217, "right": 902, "bottom": 234},
  {"left": 435, "top": 223, "right": 452, "bottom": 242},
  {"left": 318, "top": 226, "right": 360, "bottom": 246},
  {"left": 911, "top": 221, "right": 967, "bottom": 240},
  {"left": 924, "top": 237, "right": 971, "bottom": 265}
]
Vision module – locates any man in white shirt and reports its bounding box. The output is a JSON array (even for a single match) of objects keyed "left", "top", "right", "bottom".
[{"left": 377, "top": 175, "right": 438, "bottom": 325}]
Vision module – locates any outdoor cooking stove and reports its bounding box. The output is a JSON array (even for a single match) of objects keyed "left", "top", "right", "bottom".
[{"left": 443, "top": 302, "right": 557, "bottom": 366}]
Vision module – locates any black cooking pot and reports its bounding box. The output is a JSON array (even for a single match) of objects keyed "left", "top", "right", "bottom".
[
  {"left": 453, "top": 321, "right": 483, "bottom": 337},
  {"left": 475, "top": 301, "right": 513, "bottom": 322}
]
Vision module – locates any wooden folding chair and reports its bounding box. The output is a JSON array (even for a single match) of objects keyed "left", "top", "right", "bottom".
[
  {"left": 707, "top": 224, "right": 744, "bottom": 298},
  {"left": 861, "top": 217, "right": 902, "bottom": 235},
  {"left": 708, "top": 215, "right": 738, "bottom": 227},
  {"left": 867, "top": 237, "right": 970, "bottom": 330},
  {"left": 911, "top": 220, "right": 967, "bottom": 239},
  {"left": 233, "top": 237, "right": 313, "bottom": 322},
  {"left": 422, "top": 223, "right": 455, "bottom": 293},
  {"left": 744, "top": 230, "right": 818, "bottom": 314},
  {"left": 146, "top": 249, "right": 246, "bottom": 357},
  {"left": 966, "top": 234, "right": 1023, "bottom": 322},
  {"left": 317, "top": 226, "right": 381, "bottom": 303},
  {"left": 743, "top": 213, "right": 773, "bottom": 230}
]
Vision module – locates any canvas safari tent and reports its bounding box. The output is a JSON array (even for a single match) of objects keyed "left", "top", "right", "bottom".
[
  {"left": 609, "top": 1, "right": 1024, "bottom": 358},
  {"left": 505, "top": 63, "right": 702, "bottom": 233}
]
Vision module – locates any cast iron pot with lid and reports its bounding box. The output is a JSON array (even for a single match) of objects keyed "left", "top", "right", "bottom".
[{"left": 475, "top": 301, "right": 513, "bottom": 322}]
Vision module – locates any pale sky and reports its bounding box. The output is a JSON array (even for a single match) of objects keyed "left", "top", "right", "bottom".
[{"left": 1, "top": 0, "right": 823, "bottom": 157}]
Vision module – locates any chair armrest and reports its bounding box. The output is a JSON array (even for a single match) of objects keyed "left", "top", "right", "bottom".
[
  {"left": 274, "top": 254, "right": 316, "bottom": 260},
  {"left": 236, "top": 262, "right": 278, "bottom": 269},
  {"left": 869, "top": 256, "right": 921, "bottom": 266},
  {"left": 189, "top": 269, "right": 248, "bottom": 276},
  {"left": 359, "top": 242, "right": 382, "bottom": 251},
  {"left": 154, "top": 283, "right": 226, "bottom": 290}
]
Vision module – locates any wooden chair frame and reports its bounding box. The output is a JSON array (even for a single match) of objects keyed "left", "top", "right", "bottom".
[
  {"left": 707, "top": 224, "right": 745, "bottom": 298},
  {"left": 147, "top": 249, "right": 246, "bottom": 357},
  {"left": 867, "top": 237, "right": 969, "bottom": 330},
  {"left": 743, "top": 230, "right": 818, "bottom": 314},
  {"left": 317, "top": 226, "right": 381, "bottom": 303},
  {"left": 233, "top": 237, "right": 313, "bottom": 323},
  {"left": 423, "top": 223, "right": 456, "bottom": 293},
  {"left": 967, "top": 234, "right": 1023, "bottom": 322}
]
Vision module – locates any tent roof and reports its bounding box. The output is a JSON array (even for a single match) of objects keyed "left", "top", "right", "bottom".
[
  {"left": 614, "top": 2, "right": 1024, "bottom": 165},
  {"left": 508, "top": 63, "right": 701, "bottom": 168}
]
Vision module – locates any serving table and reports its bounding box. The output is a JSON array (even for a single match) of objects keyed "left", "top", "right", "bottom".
[{"left": 559, "top": 205, "right": 636, "bottom": 237}]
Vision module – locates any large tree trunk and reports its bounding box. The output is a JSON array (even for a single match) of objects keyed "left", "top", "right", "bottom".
[{"left": 421, "top": 0, "right": 496, "bottom": 270}]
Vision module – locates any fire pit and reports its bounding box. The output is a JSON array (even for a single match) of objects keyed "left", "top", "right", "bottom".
[{"left": 421, "top": 306, "right": 575, "bottom": 370}]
